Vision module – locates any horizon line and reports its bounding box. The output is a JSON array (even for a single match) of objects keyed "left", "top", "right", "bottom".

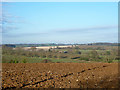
[{"left": 2, "top": 42, "right": 118, "bottom": 45}]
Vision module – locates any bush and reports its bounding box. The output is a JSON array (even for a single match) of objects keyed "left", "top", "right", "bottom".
[
  {"left": 75, "top": 46, "right": 79, "bottom": 49},
  {"left": 79, "top": 57, "right": 89, "bottom": 61},
  {"left": 89, "top": 50, "right": 99, "bottom": 60},
  {"left": 41, "top": 55, "right": 46, "bottom": 58},
  {"left": 9, "top": 60, "right": 14, "bottom": 63},
  {"left": 59, "top": 55, "right": 68, "bottom": 58},
  {"left": 22, "top": 59, "right": 27, "bottom": 63},
  {"left": 14, "top": 60, "right": 19, "bottom": 63},
  {"left": 53, "top": 55, "right": 57, "bottom": 58},
  {"left": 56, "top": 61, "right": 61, "bottom": 63},
  {"left": 108, "top": 60, "right": 113, "bottom": 63},
  {"left": 71, "top": 56, "right": 80, "bottom": 59},
  {"left": 9, "top": 59, "right": 19, "bottom": 63},
  {"left": 106, "top": 51, "right": 111, "bottom": 55},
  {"left": 115, "top": 56, "right": 120, "bottom": 60},
  {"left": 76, "top": 51, "right": 81, "bottom": 54},
  {"left": 47, "top": 55, "right": 52, "bottom": 58},
  {"left": 41, "top": 59, "right": 52, "bottom": 63}
]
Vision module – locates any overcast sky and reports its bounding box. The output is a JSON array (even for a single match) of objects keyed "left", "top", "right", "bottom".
[{"left": 2, "top": 2, "right": 118, "bottom": 44}]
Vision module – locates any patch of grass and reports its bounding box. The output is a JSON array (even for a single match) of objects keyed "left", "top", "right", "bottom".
[{"left": 2, "top": 55, "right": 43, "bottom": 63}]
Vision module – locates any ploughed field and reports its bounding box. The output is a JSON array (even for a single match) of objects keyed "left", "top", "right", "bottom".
[{"left": 2, "top": 63, "right": 119, "bottom": 89}]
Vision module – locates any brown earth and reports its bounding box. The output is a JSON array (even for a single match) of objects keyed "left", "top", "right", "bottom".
[{"left": 1, "top": 63, "right": 120, "bottom": 89}]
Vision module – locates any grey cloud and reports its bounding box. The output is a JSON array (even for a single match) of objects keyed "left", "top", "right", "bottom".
[
  {"left": 2, "top": 25, "right": 118, "bottom": 38},
  {"left": 1, "top": 12, "right": 23, "bottom": 24},
  {"left": 3, "top": 32, "right": 48, "bottom": 37},
  {"left": 1, "top": 11, "right": 25, "bottom": 33},
  {"left": 2, "top": 26, "right": 19, "bottom": 33},
  {"left": 55, "top": 25, "right": 118, "bottom": 33}
]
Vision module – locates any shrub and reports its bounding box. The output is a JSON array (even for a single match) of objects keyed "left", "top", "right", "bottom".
[
  {"left": 89, "top": 50, "right": 99, "bottom": 60},
  {"left": 14, "top": 60, "right": 19, "bottom": 63},
  {"left": 56, "top": 61, "right": 61, "bottom": 63},
  {"left": 41, "top": 55, "right": 46, "bottom": 58},
  {"left": 108, "top": 60, "right": 113, "bottom": 63},
  {"left": 115, "top": 56, "right": 120, "bottom": 60},
  {"left": 9, "top": 60, "right": 14, "bottom": 63},
  {"left": 22, "top": 59, "right": 27, "bottom": 63},
  {"left": 106, "top": 51, "right": 111, "bottom": 55},
  {"left": 9, "top": 59, "right": 19, "bottom": 63},
  {"left": 53, "top": 55, "right": 57, "bottom": 58},
  {"left": 79, "top": 57, "right": 89, "bottom": 61},
  {"left": 71, "top": 56, "right": 80, "bottom": 59},
  {"left": 75, "top": 46, "right": 79, "bottom": 49},
  {"left": 47, "top": 55, "right": 52, "bottom": 58},
  {"left": 59, "top": 55, "right": 68, "bottom": 58},
  {"left": 76, "top": 51, "right": 81, "bottom": 54},
  {"left": 41, "top": 59, "right": 52, "bottom": 63}
]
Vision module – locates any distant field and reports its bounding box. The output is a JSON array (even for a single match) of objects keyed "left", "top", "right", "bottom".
[
  {"left": 2, "top": 45, "right": 119, "bottom": 63},
  {"left": 16, "top": 45, "right": 73, "bottom": 50}
]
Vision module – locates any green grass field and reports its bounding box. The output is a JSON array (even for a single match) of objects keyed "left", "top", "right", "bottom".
[{"left": 2, "top": 45, "right": 119, "bottom": 63}]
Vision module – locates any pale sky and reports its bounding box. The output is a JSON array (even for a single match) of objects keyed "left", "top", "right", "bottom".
[{"left": 2, "top": 2, "right": 118, "bottom": 44}]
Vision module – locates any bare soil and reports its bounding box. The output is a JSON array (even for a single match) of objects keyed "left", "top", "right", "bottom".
[{"left": 2, "top": 63, "right": 120, "bottom": 89}]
